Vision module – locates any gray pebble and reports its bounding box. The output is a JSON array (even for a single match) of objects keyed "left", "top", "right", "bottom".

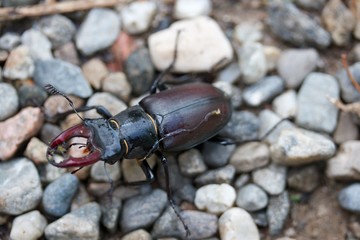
[
  {"left": 215, "top": 62, "right": 241, "bottom": 84},
  {"left": 10, "top": 210, "right": 47, "bottom": 240},
  {"left": 175, "top": 183, "right": 197, "bottom": 203},
  {"left": 234, "top": 174, "right": 250, "bottom": 189},
  {"left": 272, "top": 90, "right": 297, "bottom": 118},
  {"left": 336, "top": 62, "right": 360, "bottom": 103},
  {"left": 267, "top": 191, "right": 290, "bottom": 235},
  {"left": 0, "top": 83, "right": 18, "bottom": 121},
  {"left": 0, "top": 32, "right": 21, "bottom": 51},
  {"left": 17, "top": 82, "right": 47, "bottom": 108},
  {"left": 202, "top": 141, "right": 235, "bottom": 168},
  {"left": 178, "top": 149, "right": 207, "bottom": 177},
  {"left": 70, "top": 184, "right": 92, "bottom": 211},
  {"left": 21, "top": 29, "right": 53, "bottom": 60},
  {"left": 338, "top": 183, "right": 360, "bottom": 213},
  {"left": 0, "top": 157, "right": 42, "bottom": 215},
  {"left": 287, "top": 165, "right": 319, "bottom": 192},
  {"left": 76, "top": 8, "right": 121, "bottom": 56},
  {"left": 251, "top": 211, "right": 268, "bottom": 227},
  {"left": 3, "top": 45, "right": 34, "bottom": 80},
  {"left": 90, "top": 161, "right": 121, "bottom": 182},
  {"left": 213, "top": 81, "right": 242, "bottom": 108},
  {"left": 33, "top": 59, "right": 93, "bottom": 98},
  {"left": 243, "top": 76, "right": 284, "bottom": 107},
  {"left": 42, "top": 173, "right": 79, "bottom": 217},
  {"left": 333, "top": 112, "right": 359, "bottom": 144},
  {"left": 252, "top": 163, "right": 287, "bottom": 195},
  {"left": 267, "top": 1, "right": 330, "bottom": 48},
  {"left": 54, "top": 42, "right": 80, "bottom": 66},
  {"left": 40, "top": 123, "right": 62, "bottom": 145},
  {"left": 194, "top": 165, "right": 236, "bottom": 187},
  {"left": 236, "top": 183, "right": 268, "bottom": 211},
  {"left": 120, "top": 189, "right": 167, "bottom": 233},
  {"left": 99, "top": 193, "right": 122, "bottom": 233},
  {"left": 45, "top": 202, "right": 101, "bottom": 240},
  {"left": 233, "top": 20, "right": 264, "bottom": 44},
  {"left": 296, "top": 72, "right": 339, "bottom": 133}
]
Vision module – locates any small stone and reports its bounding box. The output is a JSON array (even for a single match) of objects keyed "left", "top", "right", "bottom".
[
  {"left": 264, "top": 45, "right": 281, "bottom": 72},
  {"left": 45, "top": 202, "right": 101, "bottom": 240},
  {"left": 148, "top": 16, "right": 233, "bottom": 72},
  {"left": 272, "top": 90, "right": 297, "bottom": 118},
  {"left": 3, "top": 45, "right": 34, "bottom": 80},
  {"left": 85, "top": 92, "right": 127, "bottom": 119},
  {"left": 294, "top": 0, "right": 326, "bottom": 10},
  {"left": 194, "top": 165, "right": 236, "bottom": 186},
  {"left": 243, "top": 75, "right": 284, "bottom": 106},
  {"left": 121, "top": 1, "right": 157, "bottom": 34},
  {"left": 36, "top": 14, "right": 76, "bottom": 48},
  {"left": 34, "top": 59, "right": 93, "bottom": 98},
  {"left": 287, "top": 165, "right": 319, "bottom": 192},
  {"left": 296, "top": 72, "right": 339, "bottom": 133},
  {"left": 267, "top": 191, "right": 290, "bottom": 235},
  {"left": 122, "top": 155, "right": 157, "bottom": 183},
  {"left": 219, "top": 207, "right": 260, "bottom": 240},
  {"left": 326, "top": 141, "right": 360, "bottom": 180},
  {"left": 24, "top": 137, "right": 48, "bottom": 164},
  {"left": 336, "top": 62, "right": 360, "bottom": 103},
  {"left": 21, "top": 29, "right": 53, "bottom": 60},
  {"left": 10, "top": 210, "right": 47, "bottom": 240},
  {"left": 277, "top": 48, "right": 319, "bottom": 88},
  {"left": 174, "top": 0, "right": 212, "bottom": 19},
  {"left": 44, "top": 95, "right": 84, "bottom": 119},
  {"left": 195, "top": 183, "right": 236, "bottom": 215},
  {"left": 339, "top": 183, "right": 360, "bottom": 213},
  {"left": 213, "top": 81, "right": 242, "bottom": 109},
  {"left": 40, "top": 123, "right": 62, "bottom": 144},
  {"left": 53, "top": 42, "right": 80, "bottom": 66},
  {"left": 333, "top": 112, "right": 359, "bottom": 144},
  {"left": 238, "top": 42, "right": 267, "bottom": 84},
  {"left": 270, "top": 128, "right": 336, "bottom": 166},
  {"left": 0, "top": 107, "right": 44, "bottom": 160},
  {"left": 99, "top": 193, "right": 122, "bottom": 233},
  {"left": 202, "top": 141, "right": 235, "bottom": 168},
  {"left": 267, "top": 1, "right": 331, "bottom": 48},
  {"left": 102, "top": 72, "right": 132, "bottom": 102},
  {"left": 82, "top": 58, "right": 108, "bottom": 90},
  {"left": 234, "top": 174, "right": 250, "bottom": 189},
  {"left": 76, "top": 8, "right": 121, "bottom": 56},
  {"left": 122, "top": 229, "right": 152, "bottom": 240},
  {"left": 352, "top": 0, "right": 360, "bottom": 40},
  {"left": 125, "top": 47, "right": 154, "bottom": 96},
  {"left": 0, "top": 32, "right": 21, "bottom": 51},
  {"left": 70, "top": 184, "right": 92, "bottom": 211},
  {"left": 236, "top": 183, "right": 268, "bottom": 211},
  {"left": 322, "top": 0, "right": 355, "bottom": 46},
  {"left": 18, "top": 82, "right": 48, "bottom": 108},
  {"left": 252, "top": 163, "right": 287, "bottom": 195},
  {"left": 90, "top": 161, "right": 121, "bottom": 182},
  {"left": 0, "top": 83, "right": 18, "bottom": 121},
  {"left": 0, "top": 157, "right": 42, "bottom": 215},
  {"left": 38, "top": 163, "right": 67, "bottom": 184},
  {"left": 251, "top": 211, "right": 268, "bottom": 227},
  {"left": 178, "top": 149, "right": 207, "bottom": 177},
  {"left": 215, "top": 62, "right": 241, "bottom": 84},
  {"left": 233, "top": 20, "right": 264, "bottom": 44},
  {"left": 120, "top": 189, "right": 167, "bottom": 232}
]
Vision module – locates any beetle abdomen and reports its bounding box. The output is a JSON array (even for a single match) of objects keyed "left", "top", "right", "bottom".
[{"left": 140, "top": 83, "right": 232, "bottom": 151}]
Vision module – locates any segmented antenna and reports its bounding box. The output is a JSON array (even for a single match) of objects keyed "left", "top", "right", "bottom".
[{"left": 44, "top": 84, "right": 84, "bottom": 121}]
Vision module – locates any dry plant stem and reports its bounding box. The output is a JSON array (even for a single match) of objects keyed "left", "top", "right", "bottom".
[
  {"left": 341, "top": 53, "right": 360, "bottom": 93},
  {"left": 0, "top": 0, "right": 129, "bottom": 21},
  {"left": 329, "top": 97, "right": 360, "bottom": 118}
]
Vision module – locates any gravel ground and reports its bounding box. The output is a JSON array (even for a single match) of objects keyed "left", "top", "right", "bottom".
[{"left": 1, "top": 0, "right": 360, "bottom": 239}]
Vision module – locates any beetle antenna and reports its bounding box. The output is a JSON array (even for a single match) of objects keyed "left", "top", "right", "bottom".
[
  {"left": 44, "top": 84, "right": 84, "bottom": 121},
  {"left": 104, "top": 162, "right": 114, "bottom": 204}
]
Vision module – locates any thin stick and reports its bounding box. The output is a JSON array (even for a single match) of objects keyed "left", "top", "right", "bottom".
[
  {"left": 0, "top": 0, "right": 129, "bottom": 21},
  {"left": 341, "top": 53, "right": 360, "bottom": 93}
]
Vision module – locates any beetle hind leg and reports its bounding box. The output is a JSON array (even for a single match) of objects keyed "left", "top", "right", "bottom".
[{"left": 125, "top": 159, "right": 155, "bottom": 185}]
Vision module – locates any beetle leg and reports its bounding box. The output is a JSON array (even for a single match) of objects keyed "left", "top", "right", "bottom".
[{"left": 126, "top": 159, "right": 155, "bottom": 185}]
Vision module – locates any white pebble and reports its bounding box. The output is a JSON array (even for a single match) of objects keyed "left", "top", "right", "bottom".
[
  {"left": 272, "top": 90, "right": 297, "bottom": 118},
  {"left": 10, "top": 210, "right": 47, "bottom": 240},
  {"left": 122, "top": 1, "right": 157, "bottom": 34},
  {"left": 174, "top": 0, "right": 212, "bottom": 19}
]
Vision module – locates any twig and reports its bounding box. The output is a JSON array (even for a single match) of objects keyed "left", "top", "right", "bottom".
[
  {"left": 341, "top": 53, "right": 360, "bottom": 93},
  {"left": 0, "top": 0, "right": 129, "bottom": 21}
]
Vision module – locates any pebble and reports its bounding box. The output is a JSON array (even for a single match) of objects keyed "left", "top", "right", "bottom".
[
  {"left": 338, "top": 183, "right": 360, "bottom": 213},
  {"left": 272, "top": 90, "right": 297, "bottom": 118},
  {"left": 353, "top": 1, "right": 360, "bottom": 39},
  {"left": 237, "top": 42, "right": 267, "bottom": 84},
  {"left": 252, "top": 163, "right": 287, "bottom": 195},
  {"left": 21, "top": 29, "right": 53, "bottom": 60},
  {"left": 264, "top": 45, "right": 281, "bottom": 72},
  {"left": 202, "top": 142, "right": 235, "bottom": 168},
  {"left": 121, "top": 1, "right": 157, "bottom": 34},
  {"left": 70, "top": 183, "right": 92, "bottom": 211},
  {"left": 90, "top": 161, "right": 121, "bottom": 182},
  {"left": 2, "top": 0, "right": 38, "bottom": 7},
  {"left": 219, "top": 111, "right": 259, "bottom": 142},
  {"left": 267, "top": 191, "right": 290, "bottom": 235},
  {"left": 53, "top": 42, "right": 80, "bottom": 66},
  {"left": 76, "top": 8, "right": 121, "bottom": 56},
  {"left": 215, "top": 62, "right": 241, "bottom": 84},
  {"left": 121, "top": 155, "right": 157, "bottom": 183},
  {"left": 243, "top": 75, "right": 284, "bottom": 107},
  {"left": 213, "top": 81, "right": 242, "bottom": 109},
  {"left": 152, "top": 207, "right": 218, "bottom": 239},
  {"left": 3, "top": 45, "right": 34, "bottom": 80},
  {"left": 336, "top": 62, "right": 360, "bottom": 103},
  {"left": 43, "top": 95, "right": 84, "bottom": 119},
  {"left": 45, "top": 202, "right": 101, "bottom": 240},
  {"left": 219, "top": 207, "right": 260, "bottom": 240},
  {"left": 0, "top": 83, "right": 18, "bottom": 121},
  {"left": 194, "top": 183, "right": 236, "bottom": 215},
  {"left": 85, "top": 92, "right": 127, "bottom": 119},
  {"left": 234, "top": 174, "right": 250, "bottom": 189},
  {"left": 194, "top": 165, "right": 236, "bottom": 186},
  {"left": 236, "top": 183, "right": 268, "bottom": 211},
  {"left": 322, "top": 0, "right": 355, "bottom": 46},
  {"left": 33, "top": 59, "right": 93, "bottom": 98},
  {"left": 233, "top": 20, "right": 264, "bottom": 44},
  {"left": 24, "top": 137, "right": 48, "bottom": 164},
  {"left": 270, "top": 128, "right": 336, "bottom": 166},
  {"left": 82, "top": 58, "right": 108, "bottom": 90},
  {"left": 326, "top": 141, "right": 360, "bottom": 180},
  {"left": 122, "top": 229, "right": 152, "bottom": 240},
  {"left": 102, "top": 72, "right": 132, "bottom": 102},
  {"left": 40, "top": 123, "right": 62, "bottom": 144},
  {"left": 18, "top": 82, "right": 48, "bottom": 108},
  {"left": 296, "top": 72, "right": 339, "bottom": 133},
  {"left": 174, "top": 0, "right": 212, "bottom": 19},
  {"left": 120, "top": 189, "right": 167, "bottom": 232},
  {"left": 0, "top": 107, "right": 44, "bottom": 160},
  {"left": 9, "top": 210, "right": 47, "bottom": 240},
  {"left": 333, "top": 112, "right": 359, "bottom": 144},
  {"left": 0, "top": 157, "right": 42, "bottom": 215},
  {"left": 287, "top": 165, "right": 319, "bottom": 192},
  {"left": 178, "top": 149, "right": 207, "bottom": 177},
  {"left": 277, "top": 48, "right": 319, "bottom": 88},
  {"left": 38, "top": 163, "right": 67, "bottom": 184},
  {"left": 294, "top": 0, "right": 326, "bottom": 10},
  {"left": 42, "top": 173, "right": 79, "bottom": 217},
  {"left": 251, "top": 211, "right": 268, "bottom": 227},
  {"left": 99, "top": 193, "right": 122, "bottom": 233},
  {"left": 125, "top": 47, "right": 154, "bottom": 96},
  {"left": 0, "top": 32, "right": 21, "bottom": 50},
  {"left": 148, "top": 16, "right": 233, "bottom": 72},
  {"left": 36, "top": 14, "right": 76, "bottom": 48},
  {"left": 267, "top": 1, "right": 331, "bottom": 48}
]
